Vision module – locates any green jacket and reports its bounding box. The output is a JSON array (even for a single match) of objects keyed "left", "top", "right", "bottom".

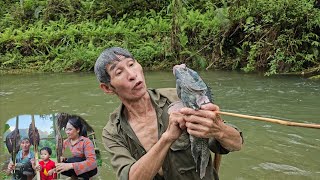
[{"left": 102, "top": 88, "right": 242, "bottom": 180}]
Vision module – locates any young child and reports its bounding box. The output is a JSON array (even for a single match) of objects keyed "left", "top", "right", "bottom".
[{"left": 37, "top": 147, "right": 57, "bottom": 180}]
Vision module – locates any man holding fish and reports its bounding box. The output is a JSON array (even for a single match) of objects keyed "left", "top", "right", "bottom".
[
  {"left": 6, "top": 137, "right": 35, "bottom": 180},
  {"left": 94, "top": 47, "right": 243, "bottom": 180}
]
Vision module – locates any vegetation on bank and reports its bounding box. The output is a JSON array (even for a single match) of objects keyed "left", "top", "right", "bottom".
[{"left": 0, "top": 0, "right": 319, "bottom": 76}]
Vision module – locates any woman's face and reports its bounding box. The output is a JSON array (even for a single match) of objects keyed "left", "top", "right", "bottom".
[{"left": 65, "top": 122, "right": 80, "bottom": 140}]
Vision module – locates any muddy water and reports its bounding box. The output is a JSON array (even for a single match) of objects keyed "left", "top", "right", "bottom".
[{"left": 1, "top": 71, "right": 319, "bottom": 179}]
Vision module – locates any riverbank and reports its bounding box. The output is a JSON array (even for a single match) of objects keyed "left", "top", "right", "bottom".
[{"left": 1, "top": 0, "right": 319, "bottom": 76}]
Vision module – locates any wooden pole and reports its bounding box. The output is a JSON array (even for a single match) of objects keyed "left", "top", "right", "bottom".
[
  {"left": 219, "top": 111, "right": 320, "bottom": 129},
  {"left": 55, "top": 114, "right": 63, "bottom": 163},
  {"left": 12, "top": 116, "right": 19, "bottom": 174},
  {"left": 171, "top": 0, "right": 182, "bottom": 62},
  {"left": 31, "top": 115, "right": 41, "bottom": 180},
  {"left": 54, "top": 114, "right": 62, "bottom": 179}
]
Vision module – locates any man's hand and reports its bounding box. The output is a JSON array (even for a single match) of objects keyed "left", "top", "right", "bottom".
[
  {"left": 6, "top": 162, "right": 15, "bottom": 174},
  {"left": 180, "top": 103, "right": 242, "bottom": 151},
  {"left": 163, "top": 112, "right": 185, "bottom": 142},
  {"left": 34, "top": 164, "right": 40, "bottom": 171},
  {"left": 30, "top": 159, "right": 36, "bottom": 170},
  {"left": 180, "top": 103, "right": 225, "bottom": 139}
]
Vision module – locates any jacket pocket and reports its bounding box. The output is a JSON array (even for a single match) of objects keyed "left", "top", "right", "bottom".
[{"left": 166, "top": 131, "right": 214, "bottom": 179}]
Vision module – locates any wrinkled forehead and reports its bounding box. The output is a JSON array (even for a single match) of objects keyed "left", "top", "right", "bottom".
[
  {"left": 107, "top": 55, "right": 135, "bottom": 72},
  {"left": 21, "top": 139, "right": 30, "bottom": 143}
]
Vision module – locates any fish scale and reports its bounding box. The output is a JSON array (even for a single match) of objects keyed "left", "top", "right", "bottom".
[{"left": 170, "top": 64, "right": 212, "bottom": 179}]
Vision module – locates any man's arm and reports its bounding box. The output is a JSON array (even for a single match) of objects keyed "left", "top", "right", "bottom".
[
  {"left": 103, "top": 112, "right": 184, "bottom": 180},
  {"left": 212, "top": 121, "right": 243, "bottom": 151},
  {"left": 180, "top": 103, "right": 243, "bottom": 151},
  {"left": 128, "top": 131, "right": 175, "bottom": 180}
]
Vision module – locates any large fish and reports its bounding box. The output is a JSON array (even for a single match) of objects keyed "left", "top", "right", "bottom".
[
  {"left": 5, "top": 128, "right": 20, "bottom": 159},
  {"left": 28, "top": 123, "right": 40, "bottom": 146},
  {"left": 169, "top": 64, "right": 212, "bottom": 179}
]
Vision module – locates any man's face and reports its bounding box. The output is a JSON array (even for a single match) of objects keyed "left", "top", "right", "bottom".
[
  {"left": 20, "top": 139, "right": 31, "bottom": 152},
  {"left": 106, "top": 56, "right": 147, "bottom": 101}
]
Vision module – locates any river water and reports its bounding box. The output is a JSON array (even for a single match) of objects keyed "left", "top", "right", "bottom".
[{"left": 0, "top": 70, "right": 319, "bottom": 180}]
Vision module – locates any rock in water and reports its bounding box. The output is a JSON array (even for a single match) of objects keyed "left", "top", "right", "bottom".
[{"left": 170, "top": 64, "right": 212, "bottom": 179}]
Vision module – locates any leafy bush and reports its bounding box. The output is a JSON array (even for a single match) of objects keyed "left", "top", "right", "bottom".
[
  {"left": 0, "top": 0, "right": 319, "bottom": 75},
  {"left": 228, "top": 0, "right": 320, "bottom": 75}
]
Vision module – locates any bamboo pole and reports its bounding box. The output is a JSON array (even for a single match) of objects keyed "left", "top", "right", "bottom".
[
  {"left": 54, "top": 114, "right": 63, "bottom": 163},
  {"left": 54, "top": 114, "right": 62, "bottom": 179},
  {"left": 12, "top": 116, "right": 19, "bottom": 174},
  {"left": 219, "top": 111, "right": 320, "bottom": 129},
  {"left": 31, "top": 115, "right": 41, "bottom": 180}
]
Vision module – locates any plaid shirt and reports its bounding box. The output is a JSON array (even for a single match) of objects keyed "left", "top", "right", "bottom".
[{"left": 63, "top": 136, "right": 97, "bottom": 175}]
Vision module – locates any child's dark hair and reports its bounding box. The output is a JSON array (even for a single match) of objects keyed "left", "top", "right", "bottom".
[
  {"left": 40, "top": 147, "right": 52, "bottom": 155},
  {"left": 68, "top": 116, "right": 87, "bottom": 137}
]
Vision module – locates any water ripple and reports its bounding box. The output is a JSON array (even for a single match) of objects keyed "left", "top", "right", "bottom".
[
  {"left": 287, "top": 133, "right": 303, "bottom": 139},
  {"left": 258, "top": 162, "right": 311, "bottom": 176},
  {"left": 0, "top": 91, "right": 14, "bottom": 96},
  {"left": 81, "top": 92, "right": 102, "bottom": 96}
]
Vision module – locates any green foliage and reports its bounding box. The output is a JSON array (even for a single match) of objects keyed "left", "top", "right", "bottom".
[
  {"left": 309, "top": 75, "right": 320, "bottom": 79},
  {"left": 4, "top": 124, "right": 10, "bottom": 133},
  {"left": 0, "top": 0, "right": 319, "bottom": 74},
  {"left": 229, "top": 0, "right": 320, "bottom": 75},
  {"left": 0, "top": 170, "right": 9, "bottom": 180},
  {"left": 38, "top": 139, "right": 57, "bottom": 158}
]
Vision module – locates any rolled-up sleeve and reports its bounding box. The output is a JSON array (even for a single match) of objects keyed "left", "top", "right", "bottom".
[
  {"left": 102, "top": 126, "right": 136, "bottom": 180},
  {"left": 226, "top": 122, "right": 244, "bottom": 144},
  {"left": 208, "top": 122, "right": 243, "bottom": 154}
]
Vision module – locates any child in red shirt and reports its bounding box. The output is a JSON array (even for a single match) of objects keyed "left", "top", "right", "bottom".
[{"left": 37, "top": 147, "right": 57, "bottom": 180}]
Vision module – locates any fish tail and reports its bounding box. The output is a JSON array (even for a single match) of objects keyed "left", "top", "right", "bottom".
[{"left": 199, "top": 142, "right": 210, "bottom": 179}]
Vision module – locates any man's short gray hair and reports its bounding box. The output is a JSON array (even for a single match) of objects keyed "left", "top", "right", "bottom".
[{"left": 94, "top": 47, "right": 134, "bottom": 84}]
